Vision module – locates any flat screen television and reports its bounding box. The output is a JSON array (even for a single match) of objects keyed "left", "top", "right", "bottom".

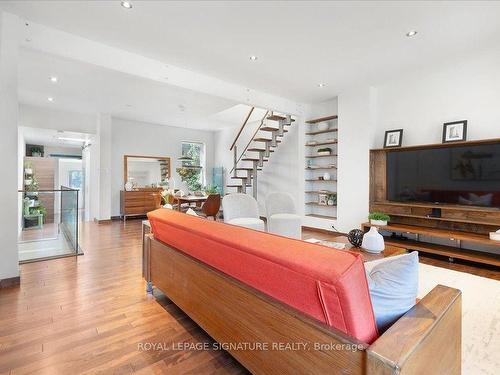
[{"left": 386, "top": 142, "right": 500, "bottom": 208}]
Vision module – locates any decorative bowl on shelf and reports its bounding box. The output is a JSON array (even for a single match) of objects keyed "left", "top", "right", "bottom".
[
  {"left": 317, "top": 151, "right": 331, "bottom": 156},
  {"left": 306, "top": 140, "right": 318, "bottom": 145},
  {"left": 317, "top": 122, "right": 330, "bottom": 131},
  {"left": 490, "top": 230, "right": 500, "bottom": 241}
]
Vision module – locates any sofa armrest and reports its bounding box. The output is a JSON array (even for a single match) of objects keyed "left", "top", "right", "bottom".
[{"left": 367, "top": 284, "right": 462, "bottom": 375}]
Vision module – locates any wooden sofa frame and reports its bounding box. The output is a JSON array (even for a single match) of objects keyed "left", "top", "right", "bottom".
[{"left": 144, "top": 235, "right": 462, "bottom": 375}]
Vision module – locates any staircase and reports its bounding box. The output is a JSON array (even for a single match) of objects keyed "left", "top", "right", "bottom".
[{"left": 227, "top": 108, "right": 295, "bottom": 199}]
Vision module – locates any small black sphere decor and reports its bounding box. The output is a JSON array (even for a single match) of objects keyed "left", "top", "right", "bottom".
[{"left": 347, "top": 229, "right": 364, "bottom": 248}]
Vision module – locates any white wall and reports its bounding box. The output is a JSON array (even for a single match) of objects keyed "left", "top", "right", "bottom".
[
  {"left": 374, "top": 49, "right": 500, "bottom": 148},
  {"left": 19, "top": 104, "right": 97, "bottom": 134},
  {"left": 336, "top": 87, "right": 376, "bottom": 233},
  {"left": 110, "top": 117, "right": 215, "bottom": 217},
  {"left": 0, "top": 12, "right": 19, "bottom": 282}
]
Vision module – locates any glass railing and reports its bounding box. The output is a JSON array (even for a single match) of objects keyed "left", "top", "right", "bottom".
[{"left": 18, "top": 186, "right": 81, "bottom": 263}]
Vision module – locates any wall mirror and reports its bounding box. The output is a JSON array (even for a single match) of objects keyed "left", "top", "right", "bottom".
[{"left": 124, "top": 155, "right": 171, "bottom": 189}]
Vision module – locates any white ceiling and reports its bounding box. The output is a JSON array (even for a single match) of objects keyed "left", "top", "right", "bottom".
[
  {"left": 2, "top": 1, "right": 500, "bottom": 103},
  {"left": 18, "top": 48, "right": 239, "bottom": 130}
]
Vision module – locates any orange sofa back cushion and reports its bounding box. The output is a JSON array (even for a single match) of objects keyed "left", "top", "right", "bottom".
[{"left": 148, "top": 209, "right": 378, "bottom": 344}]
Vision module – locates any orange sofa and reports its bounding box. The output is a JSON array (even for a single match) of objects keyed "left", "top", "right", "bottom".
[{"left": 146, "top": 208, "right": 461, "bottom": 375}]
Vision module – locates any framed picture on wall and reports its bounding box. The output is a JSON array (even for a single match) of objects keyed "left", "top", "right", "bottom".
[
  {"left": 383, "top": 129, "right": 403, "bottom": 148},
  {"left": 442, "top": 120, "right": 467, "bottom": 143}
]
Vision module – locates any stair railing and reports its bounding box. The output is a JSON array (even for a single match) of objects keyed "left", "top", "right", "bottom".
[{"left": 230, "top": 110, "right": 269, "bottom": 175}]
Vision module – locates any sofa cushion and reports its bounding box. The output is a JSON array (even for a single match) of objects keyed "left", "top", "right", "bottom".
[
  {"left": 364, "top": 252, "right": 419, "bottom": 332},
  {"left": 148, "top": 208, "right": 379, "bottom": 344}
]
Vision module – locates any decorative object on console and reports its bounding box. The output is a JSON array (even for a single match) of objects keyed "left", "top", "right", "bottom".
[
  {"left": 347, "top": 229, "right": 364, "bottom": 247},
  {"left": 490, "top": 229, "right": 500, "bottom": 241},
  {"left": 443, "top": 120, "right": 467, "bottom": 143},
  {"left": 361, "top": 226, "right": 385, "bottom": 253},
  {"left": 124, "top": 181, "right": 134, "bottom": 191},
  {"left": 317, "top": 122, "right": 330, "bottom": 131},
  {"left": 317, "top": 147, "right": 332, "bottom": 156},
  {"left": 368, "top": 212, "right": 390, "bottom": 226},
  {"left": 383, "top": 129, "right": 403, "bottom": 148}
]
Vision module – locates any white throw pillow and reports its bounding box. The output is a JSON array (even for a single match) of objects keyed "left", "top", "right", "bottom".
[
  {"left": 365, "top": 252, "right": 419, "bottom": 332},
  {"left": 186, "top": 208, "right": 199, "bottom": 217}
]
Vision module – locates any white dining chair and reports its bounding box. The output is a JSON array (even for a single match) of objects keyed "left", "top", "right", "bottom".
[
  {"left": 265, "top": 192, "right": 301, "bottom": 239},
  {"left": 222, "top": 193, "right": 265, "bottom": 231}
]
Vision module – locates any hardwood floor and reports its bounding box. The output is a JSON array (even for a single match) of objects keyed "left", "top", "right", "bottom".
[
  {"left": 1, "top": 221, "right": 498, "bottom": 375},
  {"left": 0, "top": 220, "right": 247, "bottom": 375}
]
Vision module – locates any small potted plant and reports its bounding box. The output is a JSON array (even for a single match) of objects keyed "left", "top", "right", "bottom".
[
  {"left": 317, "top": 147, "right": 332, "bottom": 156},
  {"left": 203, "top": 185, "right": 220, "bottom": 195},
  {"left": 327, "top": 193, "right": 337, "bottom": 206},
  {"left": 31, "top": 146, "right": 43, "bottom": 157},
  {"left": 368, "top": 212, "right": 390, "bottom": 226}
]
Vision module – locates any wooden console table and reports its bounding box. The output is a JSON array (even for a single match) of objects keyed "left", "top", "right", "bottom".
[{"left": 362, "top": 222, "right": 500, "bottom": 267}]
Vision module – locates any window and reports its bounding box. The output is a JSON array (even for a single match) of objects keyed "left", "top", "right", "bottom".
[
  {"left": 68, "top": 170, "right": 82, "bottom": 189},
  {"left": 179, "top": 141, "right": 205, "bottom": 191}
]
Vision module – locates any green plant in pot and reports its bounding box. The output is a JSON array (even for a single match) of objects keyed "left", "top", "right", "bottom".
[
  {"left": 31, "top": 146, "right": 43, "bottom": 157},
  {"left": 327, "top": 193, "right": 337, "bottom": 206},
  {"left": 368, "top": 212, "right": 390, "bottom": 226},
  {"left": 317, "top": 147, "right": 332, "bottom": 156},
  {"left": 203, "top": 184, "right": 220, "bottom": 195}
]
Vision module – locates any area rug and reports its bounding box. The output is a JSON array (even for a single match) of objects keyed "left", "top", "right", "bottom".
[{"left": 418, "top": 263, "right": 500, "bottom": 375}]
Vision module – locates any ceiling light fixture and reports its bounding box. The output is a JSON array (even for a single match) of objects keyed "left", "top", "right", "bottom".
[
  {"left": 317, "top": 83, "right": 326, "bottom": 88},
  {"left": 121, "top": 1, "right": 132, "bottom": 9},
  {"left": 47, "top": 97, "right": 54, "bottom": 102},
  {"left": 50, "top": 76, "right": 58, "bottom": 83},
  {"left": 406, "top": 30, "right": 418, "bottom": 37},
  {"left": 249, "top": 55, "right": 258, "bottom": 61}
]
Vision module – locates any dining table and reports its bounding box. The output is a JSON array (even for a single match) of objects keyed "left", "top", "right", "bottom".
[{"left": 171, "top": 195, "right": 208, "bottom": 211}]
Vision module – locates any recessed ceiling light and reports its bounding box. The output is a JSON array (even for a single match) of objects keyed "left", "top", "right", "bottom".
[
  {"left": 47, "top": 97, "right": 54, "bottom": 102},
  {"left": 249, "top": 55, "right": 258, "bottom": 61},
  {"left": 121, "top": 1, "right": 132, "bottom": 9},
  {"left": 317, "top": 83, "right": 326, "bottom": 88},
  {"left": 50, "top": 76, "right": 58, "bottom": 83},
  {"left": 406, "top": 30, "right": 418, "bottom": 37}
]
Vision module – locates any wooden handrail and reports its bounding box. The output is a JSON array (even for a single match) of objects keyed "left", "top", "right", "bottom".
[
  {"left": 230, "top": 110, "right": 269, "bottom": 174},
  {"left": 230, "top": 107, "right": 254, "bottom": 151}
]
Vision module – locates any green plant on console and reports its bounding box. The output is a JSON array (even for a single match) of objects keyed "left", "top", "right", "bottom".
[{"left": 368, "top": 212, "right": 390, "bottom": 222}]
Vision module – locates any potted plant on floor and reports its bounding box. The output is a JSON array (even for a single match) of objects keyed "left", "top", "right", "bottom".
[{"left": 368, "top": 212, "right": 390, "bottom": 226}]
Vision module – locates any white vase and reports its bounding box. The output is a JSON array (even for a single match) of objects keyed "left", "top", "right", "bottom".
[
  {"left": 125, "top": 181, "right": 133, "bottom": 191},
  {"left": 361, "top": 227, "right": 385, "bottom": 253},
  {"left": 323, "top": 172, "right": 331, "bottom": 180},
  {"left": 317, "top": 122, "right": 330, "bottom": 131},
  {"left": 370, "top": 219, "right": 387, "bottom": 226}
]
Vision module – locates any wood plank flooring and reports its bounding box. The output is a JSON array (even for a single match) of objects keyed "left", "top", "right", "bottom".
[
  {"left": 1, "top": 220, "right": 498, "bottom": 375},
  {"left": 0, "top": 220, "right": 247, "bottom": 375}
]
